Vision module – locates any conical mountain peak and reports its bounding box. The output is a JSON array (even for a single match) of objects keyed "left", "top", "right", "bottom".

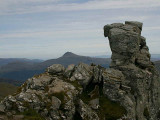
[{"left": 62, "top": 52, "right": 78, "bottom": 57}]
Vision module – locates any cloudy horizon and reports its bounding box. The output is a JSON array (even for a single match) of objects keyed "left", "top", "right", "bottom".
[{"left": 1, "top": 0, "right": 160, "bottom": 59}]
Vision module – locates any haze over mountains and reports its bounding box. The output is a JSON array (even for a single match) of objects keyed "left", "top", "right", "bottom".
[
  {"left": 0, "top": 52, "right": 111, "bottom": 85},
  {"left": 94, "top": 54, "right": 160, "bottom": 61},
  {"left": 0, "top": 52, "right": 160, "bottom": 86},
  {"left": 0, "top": 58, "right": 43, "bottom": 67}
]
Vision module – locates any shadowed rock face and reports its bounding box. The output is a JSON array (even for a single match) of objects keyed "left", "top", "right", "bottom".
[
  {"left": 0, "top": 21, "right": 159, "bottom": 120},
  {"left": 104, "top": 21, "right": 160, "bottom": 120}
]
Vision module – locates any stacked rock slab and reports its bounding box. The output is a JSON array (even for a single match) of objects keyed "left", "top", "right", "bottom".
[{"left": 104, "top": 21, "right": 160, "bottom": 120}]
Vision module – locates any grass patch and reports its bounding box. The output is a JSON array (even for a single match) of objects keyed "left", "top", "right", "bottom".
[
  {"left": 47, "top": 91, "right": 68, "bottom": 110},
  {"left": 19, "top": 109, "right": 45, "bottom": 120},
  {"left": 0, "top": 82, "right": 18, "bottom": 101},
  {"left": 44, "top": 86, "right": 49, "bottom": 92},
  {"left": 15, "top": 82, "right": 27, "bottom": 95},
  {"left": 46, "top": 101, "right": 52, "bottom": 110},
  {"left": 33, "top": 72, "right": 48, "bottom": 79},
  {"left": 98, "top": 96, "right": 126, "bottom": 120},
  {"left": 52, "top": 92, "right": 65, "bottom": 110},
  {"left": 36, "top": 94, "right": 43, "bottom": 101},
  {"left": 22, "top": 101, "right": 30, "bottom": 108},
  {"left": 49, "top": 92, "right": 65, "bottom": 102},
  {"left": 78, "top": 82, "right": 126, "bottom": 120},
  {"left": 59, "top": 75, "right": 83, "bottom": 91},
  {"left": 69, "top": 80, "right": 82, "bottom": 90}
]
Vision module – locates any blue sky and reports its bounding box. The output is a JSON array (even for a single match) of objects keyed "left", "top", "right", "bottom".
[{"left": 0, "top": 0, "right": 160, "bottom": 59}]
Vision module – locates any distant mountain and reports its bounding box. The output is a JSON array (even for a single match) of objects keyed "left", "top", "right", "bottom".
[
  {"left": 38, "top": 52, "right": 110, "bottom": 68},
  {"left": 92, "top": 55, "right": 111, "bottom": 58},
  {"left": 151, "top": 54, "right": 160, "bottom": 61},
  {"left": 0, "top": 52, "right": 111, "bottom": 84},
  {"left": 1, "top": 52, "right": 159, "bottom": 85},
  {"left": 0, "top": 58, "right": 43, "bottom": 66},
  {"left": 0, "top": 78, "right": 24, "bottom": 86}
]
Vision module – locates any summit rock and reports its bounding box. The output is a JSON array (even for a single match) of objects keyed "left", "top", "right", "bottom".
[{"left": 104, "top": 21, "right": 160, "bottom": 120}]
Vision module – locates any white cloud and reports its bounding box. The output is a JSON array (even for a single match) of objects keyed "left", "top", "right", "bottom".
[
  {"left": 1, "top": 0, "right": 160, "bottom": 58},
  {"left": 0, "top": 29, "right": 101, "bottom": 39},
  {"left": 115, "top": 16, "right": 150, "bottom": 22},
  {"left": 0, "top": 0, "right": 160, "bottom": 15},
  {"left": 144, "top": 26, "right": 160, "bottom": 31}
]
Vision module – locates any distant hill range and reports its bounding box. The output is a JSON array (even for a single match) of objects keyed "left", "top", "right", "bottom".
[
  {"left": 151, "top": 54, "right": 160, "bottom": 61},
  {"left": 0, "top": 52, "right": 111, "bottom": 85},
  {"left": 0, "top": 78, "right": 24, "bottom": 86},
  {"left": 0, "top": 58, "right": 43, "bottom": 67},
  {"left": 94, "top": 54, "right": 160, "bottom": 61},
  {"left": 0, "top": 52, "right": 160, "bottom": 86}
]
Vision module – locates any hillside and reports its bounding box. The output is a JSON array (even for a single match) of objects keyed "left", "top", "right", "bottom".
[
  {"left": 0, "top": 52, "right": 159, "bottom": 86},
  {"left": 0, "top": 82, "right": 18, "bottom": 101},
  {"left": 0, "top": 78, "right": 23, "bottom": 86},
  {"left": 0, "top": 58, "right": 42, "bottom": 67},
  {"left": 38, "top": 52, "right": 110, "bottom": 68}
]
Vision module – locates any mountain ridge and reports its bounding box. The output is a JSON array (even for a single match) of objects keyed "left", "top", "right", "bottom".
[
  {"left": 0, "top": 52, "right": 111, "bottom": 83},
  {"left": 0, "top": 58, "right": 43, "bottom": 67},
  {"left": 0, "top": 52, "right": 160, "bottom": 86}
]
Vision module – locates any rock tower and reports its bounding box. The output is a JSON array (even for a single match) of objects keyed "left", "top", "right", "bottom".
[{"left": 104, "top": 21, "right": 160, "bottom": 119}]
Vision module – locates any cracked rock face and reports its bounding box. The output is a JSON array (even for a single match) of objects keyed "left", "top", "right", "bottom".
[
  {"left": 0, "top": 21, "right": 159, "bottom": 120},
  {"left": 104, "top": 21, "right": 153, "bottom": 69},
  {"left": 104, "top": 21, "right": 160, "bottom": 120}
]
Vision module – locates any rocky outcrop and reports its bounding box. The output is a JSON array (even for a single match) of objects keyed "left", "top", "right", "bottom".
[
  {"left": 0, "top": 21, "right": 159, "bottom": 120},
  {"left": 104, "top": 21, "right": 160, "bottom": 120},
  {"left": 0, "top": 63, "right": 127, "bottom": 120}
]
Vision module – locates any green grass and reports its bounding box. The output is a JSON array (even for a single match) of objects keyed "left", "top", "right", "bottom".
[
  {"left": 79, "top": 83, "right": 97, "bottom": 104},
  {"left": 15, "top": 82, "right": 27, "bottom": 95},
  {"left": 59, "top": 75, "right": 83, "bottom": 90},
  {"left": 47, "top": 91, "right": 68, "bottom": 111},
  {"left": 0, "top": 82, "right": 18, "bottom": 101},
  {"left": 78, "top": 83, "right": 126, "bottom": 120},
  {"left": 98, "top": 96, "right": 126, "bottom": 120},
  {"left": 19, "top": 109, "right": 45, "bottom": 120},
  {"left": 69, "top": 80, "right": 82, "bottom": 90}
]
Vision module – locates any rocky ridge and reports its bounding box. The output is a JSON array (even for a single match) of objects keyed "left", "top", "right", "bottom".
[{"left": 0, "top": 21, "right": 160, "bottom": 120}]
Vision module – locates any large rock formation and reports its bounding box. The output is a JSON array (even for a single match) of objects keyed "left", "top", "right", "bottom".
[
  {"left": 104, "top": 21, "right": 160, "bottom": 120},
  {"left": 0, "top": 21, "right": 159, "bottom": 120}
]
